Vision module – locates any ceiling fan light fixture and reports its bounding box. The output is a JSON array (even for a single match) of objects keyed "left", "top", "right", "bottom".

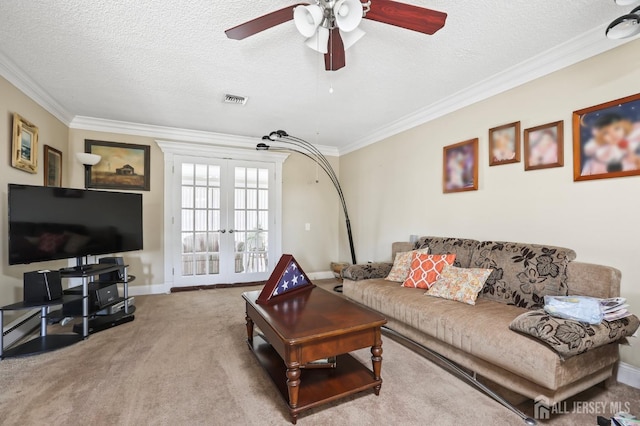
[
  {"left": 614, "top": 0, "right": 639, "bottom": 6},
  {"left": 340, "top": 27, "right": 365, "bottom": 50},
  {"left": 606, "top": 12, "right": 640, "bottom": 39},
  {"left": 334, "top": 0, "right": 364, "bottom": 32},
  {"left": 294, "top": 5, "right": 323, "bottom": 38},
  {"left": 306, "top": 26, "right": 330, "bottom": 53}
]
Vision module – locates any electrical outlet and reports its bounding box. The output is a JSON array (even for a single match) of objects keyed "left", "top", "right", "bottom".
[{"left": 305, "top": 223, "right": 311, "bottom": 231}]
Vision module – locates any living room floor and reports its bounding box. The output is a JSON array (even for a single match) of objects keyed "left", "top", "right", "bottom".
[{"left": 0, "top": 279, "right": 637, "bottom": 425}]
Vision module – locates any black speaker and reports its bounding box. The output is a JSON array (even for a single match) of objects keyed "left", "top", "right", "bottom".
[
  {"left": 24, "top": 270, "right": 63, "bottom": 303},
  {"left": 99, "top": 257, "right": 125, "bottom": 282}
]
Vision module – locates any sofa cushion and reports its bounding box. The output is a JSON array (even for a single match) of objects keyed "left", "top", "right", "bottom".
[
  {"left": 341, "top": 262, "right": 393, "bottom": 281},
  {"left": 413, "top": 236, "right": 480, "bottom": 268},
  {"left": 403, "top": 253, "right": 456, "bottom": 289},
  {"left": 386, "top": 248, "right": 430, "bottom": 282},
  {"left": 343, "top": 278, "right": 584, "bottom": 389},
  {"left": 470, "top": 241, "right": 576, "bottom": 309},
  {"left": 510, "top": 310, "right": 639, "bottom": 359},
  {"left": 426, "top": 265, "right": 492, "bottom": 305}
]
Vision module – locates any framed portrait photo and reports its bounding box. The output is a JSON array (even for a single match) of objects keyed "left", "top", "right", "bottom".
[
  {"left": 85, "top": 140, "right": 151, "bottom": 191},
  {"left": 44, "top": 145, "right": 63, "bottom": 187},
  {"left": 443, "top": 138, "right": 478, "bottom": 194},
  {"left": 573, "top": 93, "right": 640, "bottom": 182},
  {"left": 11, "top": 113, "right": 39, "bottom": 173},
  {"left": 524, "top": 121, "right": 564, "bottom": 171},
  {"left": 489, "top": 121, "right": 520, "bottom": 166}
]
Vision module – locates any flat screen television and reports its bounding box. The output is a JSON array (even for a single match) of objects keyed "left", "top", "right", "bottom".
[{"left": 8, "top": 184, "right": 143, "bottom": 265}]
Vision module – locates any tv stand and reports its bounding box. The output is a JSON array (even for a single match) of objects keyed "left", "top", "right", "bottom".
[{"left": 0, "top": 263, "right": 133, "bottom": 359}]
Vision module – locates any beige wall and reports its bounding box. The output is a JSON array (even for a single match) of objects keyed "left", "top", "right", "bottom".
[
  {"left": 0, "top": 76, "right": 69, "bottom": 318},
  {"left": 67, "top": 129, "right": 164, "bottom": 289},
  {"left": 282, "top": 154, "right": 340, "bottom": 272},
  {"left": 339, "top": 39, "right": 640, "bottom": 368}
]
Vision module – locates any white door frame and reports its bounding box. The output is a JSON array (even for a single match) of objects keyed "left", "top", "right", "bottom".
[{"left": 156, "top": 140, "right": 289, "bottom": 292}]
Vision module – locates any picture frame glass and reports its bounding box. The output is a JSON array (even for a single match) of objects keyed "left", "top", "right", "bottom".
[
  {"left": 575, "top": 96, "right": 640, "bottom": 180},
  {"left": 443, "top": 139, "right": 478, "bottom": 193},
  {"left": 85, "top": 140, "right": 151, "bottom": 191}
]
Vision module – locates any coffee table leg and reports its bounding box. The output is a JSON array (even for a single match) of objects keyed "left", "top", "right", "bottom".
[
  {"left": 245, "top": 313, "right": 254, "bottom": 345},
  {"left": 371, "top": 336, "right": 383, "bottom": 396},
  {"left": 286, "top": 364, "right": 301, "bottom": 424}
]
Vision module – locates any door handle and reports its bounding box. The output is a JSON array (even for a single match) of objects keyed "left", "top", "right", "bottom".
[
  {"left": 229, "top": 229, "right": 235, "bottom": 234},
  {"left": 219, "top": 229, "right": 226, "bottom": 233}
]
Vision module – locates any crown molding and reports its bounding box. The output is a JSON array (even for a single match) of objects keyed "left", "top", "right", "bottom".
[
  {"left": 0, "top": 51, "right": 74, "bottom": 125},
  {"left": 339, "top": 24, "right": 637, "bottom": 156},
  {"left": 70, "top": 116, "right": 340, "bottom": 157},
  {"left": 156, "top": 139, "right": 290, "bottom": 163}
]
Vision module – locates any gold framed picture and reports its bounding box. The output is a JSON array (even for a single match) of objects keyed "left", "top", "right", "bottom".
[
  {"left": 12, "top": 113, "right": 39, "bottom": 173},
  {"left": 44, "top": 145, "right": 63, "bottom": 187}
]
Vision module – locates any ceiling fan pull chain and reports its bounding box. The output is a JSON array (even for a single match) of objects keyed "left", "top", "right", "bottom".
[{"left": 361, "top": 0, "right": 371, "bottom": 16}]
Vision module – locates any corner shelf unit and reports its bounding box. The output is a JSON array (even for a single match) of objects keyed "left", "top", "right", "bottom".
[{"left": 0, "top": 263, "right": 133, "bottom": 359}]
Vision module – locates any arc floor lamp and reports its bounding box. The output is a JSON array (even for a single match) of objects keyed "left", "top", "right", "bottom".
[{"left": 257, "top": 130, "right": 356, "bottom": 292}]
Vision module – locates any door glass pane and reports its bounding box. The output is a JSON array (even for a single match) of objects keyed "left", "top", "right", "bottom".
[
  {"left": 234, "top": 166, "right": 269, "bottom": 274},
  {"left": 181, "top": 163, "right": 221, "bottom": 277}
]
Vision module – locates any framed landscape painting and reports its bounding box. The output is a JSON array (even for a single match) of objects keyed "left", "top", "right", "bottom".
[
  {"left": 573, "top": 93, "right": 640, "bottom": 182},
  {"left": 443, "top": 138, "right": 478, "bottom": 194},
  {"left": 489, "top": 121, "right": 520, "bottom": 166},
  {"left": 44, "top": 145, "right": 63, "bottom": 187},
  {"left": 11, "top": 113, "right": 39, "bottom": 173},
  {"left": 85, "top": 140, "right": 150, "bottom": 190},
  {"left": 524, "top": 121, "right": 564, "bottom": 171}
]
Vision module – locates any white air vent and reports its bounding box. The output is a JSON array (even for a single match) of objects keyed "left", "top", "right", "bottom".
[{"left": 224, "top": 94, "right": 248, "bottom": 105}]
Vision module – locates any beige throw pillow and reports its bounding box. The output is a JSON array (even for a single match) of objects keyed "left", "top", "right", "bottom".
[{"left": 385, "top": 248, "right": 430, "bottom": 282}]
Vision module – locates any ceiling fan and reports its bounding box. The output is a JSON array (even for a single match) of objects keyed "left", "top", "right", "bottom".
[{"left": 225, "top": 0, "right": 447, "bottom": 71}]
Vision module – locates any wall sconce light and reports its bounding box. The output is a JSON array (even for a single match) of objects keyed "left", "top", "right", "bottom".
[{"left": 76, "top": 152, "right": 101, "bottom": 188}]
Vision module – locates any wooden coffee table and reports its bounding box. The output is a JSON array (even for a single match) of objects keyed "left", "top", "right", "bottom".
[{"left": 242, "top": 287, "right": 386, "bottom": 424}]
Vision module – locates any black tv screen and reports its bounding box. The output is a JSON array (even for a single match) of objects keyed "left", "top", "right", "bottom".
[{"left": 8, "top": 184, "right": 143, "bottom": 265}]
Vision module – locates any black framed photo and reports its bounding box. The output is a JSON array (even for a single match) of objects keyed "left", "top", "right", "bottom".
[
  {"left": 85, "top": 140, "right": 150, "bottom": 191},
  {"left": 44, "top": 145, "right": 63, "bottom": 187}
]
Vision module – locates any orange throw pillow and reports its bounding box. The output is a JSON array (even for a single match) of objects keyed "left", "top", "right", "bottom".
[{"left": 403, "top": 253, "right": 457, "bottom": 289}]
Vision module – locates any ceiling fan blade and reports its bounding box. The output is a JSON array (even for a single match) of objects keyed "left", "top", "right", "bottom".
[
  {"left": 364, "top": 0, "right": 447, "bottom": 35},
  {"left": 324, "top": 28, "right": 346, "bottom": 71},
  {"left": 225, "top": 3, "right": 308, "bottom": 40}
]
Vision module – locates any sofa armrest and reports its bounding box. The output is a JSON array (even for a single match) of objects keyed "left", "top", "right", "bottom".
[{"left": 342, "top": 262, "right": 393, "bottom": 281}]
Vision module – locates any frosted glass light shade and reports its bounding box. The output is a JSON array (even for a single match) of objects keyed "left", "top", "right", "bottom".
[
  {"left": 306, "top": 27, "right": 330, "bottom": 53},
  {"left": 606, "top": 13, "right": 640, "bottom": 39},
  {"left": 294, "top": 5, "right": 323, "bottom": 38},
  {"left": 76, "top": 152, "right": 101, "bottom": 166},
  {"left": 340, "top": 27, "right": 365, "bottom": 50}
]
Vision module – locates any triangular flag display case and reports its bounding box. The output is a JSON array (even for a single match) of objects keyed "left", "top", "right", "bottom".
[{"left": 256, "top": 254, "right": 315, "bottom": 305}]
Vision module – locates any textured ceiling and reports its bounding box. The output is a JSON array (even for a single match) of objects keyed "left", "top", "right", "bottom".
[{"left": 0, "top": 0, "right": 631, "bottom": 150}]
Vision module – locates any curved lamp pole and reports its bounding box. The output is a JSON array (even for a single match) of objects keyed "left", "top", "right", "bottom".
[{"left": 257, "top": 130, "right": 356, "bottom": 291}]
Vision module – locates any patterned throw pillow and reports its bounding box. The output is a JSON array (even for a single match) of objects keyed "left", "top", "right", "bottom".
[
  {"left": 403, "top": 253, "right": 456, "bottom": 289},
  {"left": 386, "top": 249, "right": 430, "bottom": 282},
  {"left": 426, "top": 265, "right": 492, "bottom": 305},
  {"left": 510, "top": 310, "right": 640, "bottom": 359}
]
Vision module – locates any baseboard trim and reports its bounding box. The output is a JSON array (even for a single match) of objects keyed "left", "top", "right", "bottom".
[
  {"left": 617, "top": 362, "right": 640, "bottom": 389},
  {"left": 308, "top": 271, "right": 335, "bottom": 280},
  {"left": 170, "top": 281, "right": 264, "bottom": 293},
  {"left": 124, "top": 284, "right": 168, "bottom": 296},
  {"left": 2, "top": 309, "right": 40, "bottom": 350}
]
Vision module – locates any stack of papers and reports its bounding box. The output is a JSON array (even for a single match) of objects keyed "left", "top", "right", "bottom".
[{"left": 600, "top": 297, "right": 631, "bottom": 321}]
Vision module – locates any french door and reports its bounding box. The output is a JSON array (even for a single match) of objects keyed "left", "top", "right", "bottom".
[{"left": 171, "top": 156, "right": 276, "bottom": 287}]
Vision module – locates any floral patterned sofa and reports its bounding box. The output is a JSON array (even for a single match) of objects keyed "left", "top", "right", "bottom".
[{"left": 341, "top": 236, "right": 630, "bottom": 406}]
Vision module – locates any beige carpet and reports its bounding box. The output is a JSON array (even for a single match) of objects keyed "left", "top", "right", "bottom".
[{"left": 0, "top": 280, "right": 638, "bottom": 425}]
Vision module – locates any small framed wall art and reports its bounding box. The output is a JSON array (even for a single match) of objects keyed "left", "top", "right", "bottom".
[
  {"left": 524, "top": 121, "right": 564, "bottom": 171},
  {"left": 443, "top": 138, "right": 478, "bottom": 194},
  {"left": 573, "top": 93, "right": 640, "bottom": 182},
  {"left": 85, "top": 139, "right": 151, "bottom": 190},
  {"left": 44, "top": 145, "right": 63, "bottom": 187},
  {"left": 11, "top": 113, "right": 39, "bottom": 173},
  {"left": 489, "top": 121, "right": 520, "bottom": 166}
]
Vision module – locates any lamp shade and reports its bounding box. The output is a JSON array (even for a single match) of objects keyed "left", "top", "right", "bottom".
[
  {"left": 340, "top": 27, "right": 365, "bottom": 50},
  {"left": 334, "top": 0, "right": 363, "bottom": 32},
  {"left": 294, "top": 5, "right": 323, "bottom": 38},
  {"left": 606, "top": 11, "right": 640, "bottom": 39},
  {"left": 306, "top": 26, "right": 330, "bottom": 53},
  {"left": 76, "top": 152, "right": 101, "bottom": 166}
]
